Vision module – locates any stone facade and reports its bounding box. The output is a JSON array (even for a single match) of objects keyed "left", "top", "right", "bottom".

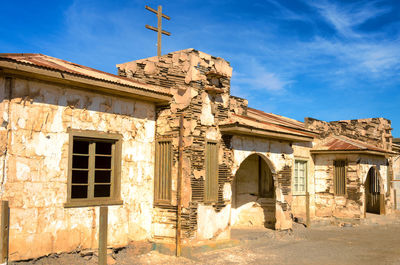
[
  {"left": 303, "top": 117, "right": 393, "bottom": 222},
  {"left": 117, "top": 49, "right": 297, "bottom": 244},
  {"left": 0, "top": 76, "right": 157, "bottom": 260},
  {"left": 0, "top": 49, "right": 398, "bottom": 262}
]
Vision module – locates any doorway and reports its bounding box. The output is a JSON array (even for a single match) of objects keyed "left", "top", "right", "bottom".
[
  {"left": 232, "top": 154, "right": 276, "bottom": 228},
  {"left": 365, "top": 167, "right": 381, "bottom": 214}
]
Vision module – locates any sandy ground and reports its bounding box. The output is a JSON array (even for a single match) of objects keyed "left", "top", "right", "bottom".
[{"left": 11, "top": 214, "right": 400, "bottom": 265}]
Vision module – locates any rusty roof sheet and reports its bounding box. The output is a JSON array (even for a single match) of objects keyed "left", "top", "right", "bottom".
[
  {"left": 220, "top": 113, "right": 315, "bottom": 139},
  {"left": 312, "top": 135, "right": 393, "bottom": 154},
  {"left": 0, "top": 53, "right": 171, "bottom": 96},
  {"left": 247, "top": 107, "right": 306, "bottom": 130}
]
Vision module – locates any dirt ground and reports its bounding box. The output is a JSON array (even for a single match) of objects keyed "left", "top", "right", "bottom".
[{"left": 12, "top": 213, "right": 400, "bottom": 265}]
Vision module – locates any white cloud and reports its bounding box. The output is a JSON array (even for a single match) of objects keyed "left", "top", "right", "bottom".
[
  {"left": 306, "top": 0, "right": 392, "bottom": 38},
  {"left": 231, "top": 58, "right": 292, "bottom": 93}
]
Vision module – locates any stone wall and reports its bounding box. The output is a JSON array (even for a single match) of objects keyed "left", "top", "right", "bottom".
[
  {"left": 393, "top": 157, "right": 400, "bottom": 210},
  {"left": 230, "top": 135, "right": 294, "bottom": 230},
  {"left": 291, "top": 142, "right": 315, "bottom": 220},
  {"left": 0, "top": 76, "right": 156, "bottom": 260},
  {"left": 118, "top": 49, "right": 234, "bottom": 243},
  {"left": 305, "top": 117, "right": 392, "bottom": 150},
  {"left": 313, "top": 154, "right": 362, "bottom": 220},
  {"left": 313, "top": 153, "right": 388, "bottom": 221}
]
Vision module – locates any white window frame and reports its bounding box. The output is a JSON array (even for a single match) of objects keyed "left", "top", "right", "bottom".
[{"left": 293, "top": 159, "right": 308, "bottom": 195}]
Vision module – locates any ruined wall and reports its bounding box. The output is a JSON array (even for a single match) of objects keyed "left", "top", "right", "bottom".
[
  {"left": 305, "top": 117, "right": 393, "bottom": 150},
  {"left": 313, "top": 154, "right": 361, "bottom": 220},
  {"left": 313, "top": 153, "right": 388, "bottom": 221},
  {"left": 0, "top": 76, "right": 156, "bottom": 261},
  {"left": 291, "top": 142, "right": 315, "bottom": 220},
  {"left": 233, "top": 154, "right": 275, "bottom": 228},
  {"left": 359, "top": 155, "right": 390, "bottom": 214},
  {"left": 230, "top": 136, "right": 294, "bottom": 230},
  {"left": 393, "top": 154, "right": 400, "bottom": 210},
  {"left": 117, "top": 49, "right": 234, "bottom": 243},
  {"left": 0, "top": 76, "right": 8, "bottom": 201}
]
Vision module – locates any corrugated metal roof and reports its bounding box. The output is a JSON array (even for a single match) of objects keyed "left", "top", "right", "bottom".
[
  {"left": 247, "top": 107, "right": 306, "bottom": 130},
  {"left": 313, "top": 135, "right": 392, "bottom": 154},
  {"left": 220, "top": 113, "right": 315, "bottom": 139},
  {"left": 0, "top": 53, "right": 171, "bottom": 96}
]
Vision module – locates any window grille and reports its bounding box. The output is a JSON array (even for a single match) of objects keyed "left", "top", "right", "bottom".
[
  {"left": 334, "top": 160, "right": 346, "bottom": 195},
  {"left": 154, "top": 140, "right": 172, "bottom": 202},
  {"left": 205, "top": 141, "right": 218, "bottom": 202}
]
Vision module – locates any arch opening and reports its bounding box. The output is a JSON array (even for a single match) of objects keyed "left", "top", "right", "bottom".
[
  {"left": 232, "top": 153, "right": 276, "bottom": 229},
  {"left": 365, "top": 167, "right": 382, "bottom": 214}
]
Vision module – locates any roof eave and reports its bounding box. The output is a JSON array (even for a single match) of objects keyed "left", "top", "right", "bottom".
[
  {"left": 310, "top": 149, "right": 395, "bottom": 156},
  {"left": 0, "top": 59, "right": 172, "bottom": 104},
  {"left": 219, "top": 124, "right": 314, "bottom": 142}
]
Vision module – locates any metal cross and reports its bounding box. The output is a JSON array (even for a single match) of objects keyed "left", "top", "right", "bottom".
[{"left": 145, "top": 5, "right": 171, "bottom": 57}]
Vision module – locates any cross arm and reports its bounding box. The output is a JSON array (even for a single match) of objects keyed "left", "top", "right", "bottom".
[
  {"left": 145, "top": 5, "right": 171, "bottom": 20},
  {"left": 145, "top": 25, "right": 171, "bottom": 36}
]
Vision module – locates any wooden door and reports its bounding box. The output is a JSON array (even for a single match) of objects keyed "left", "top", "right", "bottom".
[{"left": 366, "top": 167, "right": 380, "bottom": 214}]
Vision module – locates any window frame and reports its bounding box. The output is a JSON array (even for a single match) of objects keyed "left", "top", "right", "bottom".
[
  {"left": 154, "top": 138, "right": 173, "bottom": 204},
  {"left": 293, "top": 159, "right": 308, "bottom": 196},
  {"left": 204, "top": 140, "right": 219, "bottom": 203},
  {"left": 333, "top": 159, "right": 347, "bottom": 196},
  {"left": 64, "top": 129, "right": 123, "bottom": 208}
]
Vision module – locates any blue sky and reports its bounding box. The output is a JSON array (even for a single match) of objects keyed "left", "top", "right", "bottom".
[{"left": 1, "top": 0, "right": 400, "bottom": 136}]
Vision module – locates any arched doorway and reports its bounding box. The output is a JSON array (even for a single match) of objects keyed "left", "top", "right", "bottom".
[
  {"left": 232, "top": 154, "right": 276, "bottom": 228},
  {"left": 365, "top": 167, "right": 381, "bottom": 214}
]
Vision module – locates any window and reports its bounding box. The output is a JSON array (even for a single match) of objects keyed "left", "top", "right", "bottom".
[
  {"left": 65, "top": 130, "right": 122, "bottom": 207},
  {"left": 334, "top": 160, "right": 346, "bottom": 195},
  {"left": 293, "top": 160, "right": 307, "bottom": 195},
  {"left": 154, "top": 140, "right": 172, "bottom": 203},
  {"left": 205, "top": 141, "right": 218, "bottom": 202},
  {"left": 259, "top": 157, "right": 274, "bottom": 198}
]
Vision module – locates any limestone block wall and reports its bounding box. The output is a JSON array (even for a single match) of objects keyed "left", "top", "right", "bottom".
[
  {"left": 305, "top": 117, "right": 392, "bottom": 150},
  {"left": 393, "top": 154, "right": 400, "bottom": 210},
  {"left": 117, "top": 49, "right": 235, "bottom": 243},
  {"left": 313, "top": 153, "right": 388, "bottom": 220},
  {"left": 0, "top": 76, "right": 9, "bottom": 200},
  {"left": 359, "top": 155, "right": 390, "bottom": 214},
  {"left": 313, "top": 154, "right": 361, "bottom": 219},
  {"left": 291, "top": 142, "right": 315, "bottom": 220},
  {"left": 0, "top": 76, "right": 156, "bottom": 261},
  {"left": 230, "top": 136, "right": 294, "bottom": 230}
]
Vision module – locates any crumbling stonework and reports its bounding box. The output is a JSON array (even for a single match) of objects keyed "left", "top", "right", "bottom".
[
  {"left": 305, "top": 117, "right": 393, "bottom": 150},
  {"left": 117, "top": 49, "right": 296, "bottom": 244},
  {"left": 0, "top": 76, "right": 157, "bottom": 261},
  {"left": 1, "top": 49, "right": 398, "bottom": 263},
  {"left": 305, "top": 117, "right": 394, "bottom": 222},
  {"left": 118, "top": 49, "right": 236, "bottom": 243}
]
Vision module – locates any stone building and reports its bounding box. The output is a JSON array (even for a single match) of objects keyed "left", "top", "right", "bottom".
[
  {"left": 392, "top": 138, "right": 400, "bottom": 210},
  {"left": 0, "top": 49, "right": 397, "bottom": 261}
]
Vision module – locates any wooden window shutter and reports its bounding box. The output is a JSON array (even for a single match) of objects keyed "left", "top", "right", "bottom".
[
  {"left": 205, "top": 141, "right": 218, "bottom": 202},
  {"left": 334, "top": 160, "right": 346, "bottom": 195},
  {"left": 155, "top": 140, "right": 172, "bottom": 203}
]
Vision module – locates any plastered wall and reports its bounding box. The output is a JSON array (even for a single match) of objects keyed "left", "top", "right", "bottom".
[{"left": 0, "top": 76, "right": 156, "bottom": 260}]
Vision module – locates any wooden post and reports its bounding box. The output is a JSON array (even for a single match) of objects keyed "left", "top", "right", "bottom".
[
  {"left": 1, "top": 201, "right": 9, "bottom": 265},
  {"left": 305, "top": 192, "right": 310, "bottom": 228},
  {"left": 380, "top": 193, "right": 386, "bottom": 215},
  {"left": 157, "top": 5, "right": 162, "bottom": 57},
  {"left": 394, "top": 189, "right": 397, "bottom": 210},
  {"left": 176, "top": 113, "right": 184, "bottom": 257},
  {"left": 99, "top": 207, "right": 108, "bottom": 265}
]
